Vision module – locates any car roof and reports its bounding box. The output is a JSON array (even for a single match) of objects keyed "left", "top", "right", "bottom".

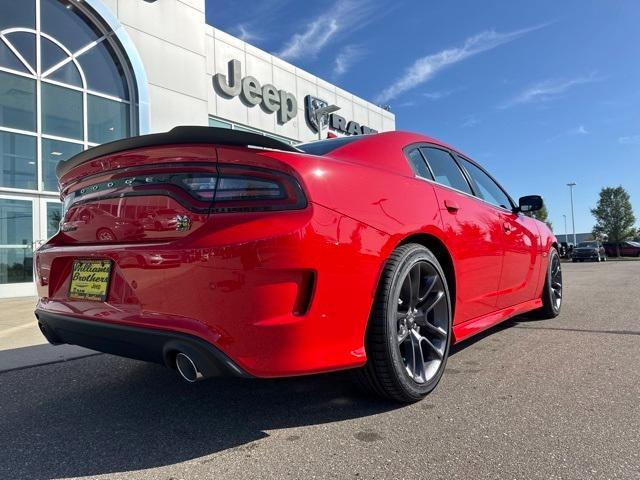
[{"left": 300, "top": 131, "right": 466, "bottom": 174}]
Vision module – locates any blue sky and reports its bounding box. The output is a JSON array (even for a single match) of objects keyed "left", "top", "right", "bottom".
[{"left": 205, "top": 0, "right": 640, "bottom": 235}]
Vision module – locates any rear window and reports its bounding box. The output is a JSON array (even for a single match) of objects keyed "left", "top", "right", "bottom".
[{"left": 298, "top": 136, "right": 363, "bottom": 155}]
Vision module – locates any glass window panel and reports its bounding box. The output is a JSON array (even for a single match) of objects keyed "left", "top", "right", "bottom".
[
  {"left": 47, "top": 61, "right": 82, "bottom": 87},
  {"left": 47, "top": 202, "right": 62, "bottom": 238},
  {"left": 40, "top": 0, "right": 101, "bottom": 53},
  {"left": 0, "top": 71, "right": 36, "bottom": 131},
  {"left": 0, "top": 41, "right": 28, "bottom": 73},
  {"left": 42, "top": 138, "right": 83, "bottom": 191},
  {"left": 420, "top": 147, "right": 472, "bottom": 195},
  {"left": 0, "top": 131, "right": 36, "bottom": 190},
  {"left": 41, "top": 37, "right": 69, "bottom": 73},
  {"left": 0, "top": 0, "right": 35, "bottom": 31},
  {"left": 88, "top": 95, "right": 129, "bottom": 144},
  {"left": 458, "top": 157, "right": 512, "bottom": 209},
  {"left": 42, "top": 82, "right": 83, "bottom": 139},
  {"left": 233, "top": 124, "right": 262, "bottom": 134},
  {"left": 209, "top": 118, "right": 232, "bottom": 129},
  {"left": 78, "top": 40, "right": 128, "bottom": 99},
  {"left": 0, "top": 199, "right": 33, "bottom": 284},
  {"left": 5, "top": 31, "right": 36, "bottom": 71},
  {"left": 406, "top": 148, "right": 433, "bottom": 179}
]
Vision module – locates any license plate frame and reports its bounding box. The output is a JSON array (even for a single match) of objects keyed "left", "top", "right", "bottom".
[{"left": 68, "top": 259, "right": 113, "bottom": 301}]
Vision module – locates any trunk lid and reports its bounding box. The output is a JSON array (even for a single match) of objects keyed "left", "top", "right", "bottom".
[{"left": 58, "top": 144, "right": 217, "bottom": 244}]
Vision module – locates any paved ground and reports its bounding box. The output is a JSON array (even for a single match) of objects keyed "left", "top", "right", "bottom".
[
  {"left": 0, "top": 297, "right": 95, "bottom": 371},
  {"left": 0, "top": 261, "right": 638, "bottom": 479}
]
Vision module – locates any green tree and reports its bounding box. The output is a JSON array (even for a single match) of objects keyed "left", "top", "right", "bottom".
[
  {"left": 591, "top": 186, "right": 636, "bottom": 256},
  {"left": 524, "top": 203, "right": 553, "bottom": 231}
]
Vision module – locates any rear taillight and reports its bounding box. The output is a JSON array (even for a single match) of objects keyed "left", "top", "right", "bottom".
[
  {"left": 61, "top": 164, "right": 306, "bottom": 214},
  {"left": 174, "top": 166, "right": 306, "bottom": 212},
  {"left": 210, "top": 165, "right": 306, "bottom": 213}
]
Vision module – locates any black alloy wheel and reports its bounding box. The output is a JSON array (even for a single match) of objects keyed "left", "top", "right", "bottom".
[
  {"left": 356, "top": 244, "right": 452, "bottom": 402},
  {"left": 533, "top": 247, "right": 562, "bottom": 318}
]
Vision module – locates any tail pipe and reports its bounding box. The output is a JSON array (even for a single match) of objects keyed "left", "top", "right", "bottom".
[{"left": 174, "top": 352, "right": 205, "bottom": 382}]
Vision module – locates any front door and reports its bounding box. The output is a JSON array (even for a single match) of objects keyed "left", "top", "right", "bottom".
[
  {"left": 496, "top": 212, "right": 541, "bottom": 308},
  {"left": 419, "top": 147, "right": 504, "bottom": 324}
]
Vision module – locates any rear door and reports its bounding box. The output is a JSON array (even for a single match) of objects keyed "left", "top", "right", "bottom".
[
  {"left": 456, "top": 156, "right": 541, "bottom": 308},
  {"left": 418, "top": 147, "right": 504, "bottom": 324}
]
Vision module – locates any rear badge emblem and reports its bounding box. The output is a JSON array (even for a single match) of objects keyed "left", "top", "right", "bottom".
[{"left": 175, "top": 215, "right": 192, "bottom": 232}]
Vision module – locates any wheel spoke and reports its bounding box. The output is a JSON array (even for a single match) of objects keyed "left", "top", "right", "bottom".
[
  {"left": 416, "top": 316, "right": 447, "bottom": 338},
  {"left": 420, "top": 335, "right": 443, "bottom": 360},
  {"left": 422, "top": 290, "right": 445, "bottom": 315},
  {"left": 417, "top": 274, "right": 437, "bottom": 304},
  {"left": 409, "top": 330, "right": 425, "bottom": 381}
]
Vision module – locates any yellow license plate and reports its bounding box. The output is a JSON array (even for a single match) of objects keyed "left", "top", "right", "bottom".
[{"left": 69, "top": 259, "right": 112, "bottom": 301}]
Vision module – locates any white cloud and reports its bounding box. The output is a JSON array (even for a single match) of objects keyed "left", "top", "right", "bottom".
[
  {"left": 277, "top": 0, "right": 374, "bottom": 61},
  {"left": 619, "top": 135, "right": 640, "bottom": 145},
  {"left": 570, "top": 125, "right": 589, "bottom": 135},
  {"left": 461, "top": 115, "right": 479, "bottom": 128},
  {"left": 422, "top": 90, "right": 455, "bottom": 100},
  {"left": 333, "top": 45, "right": 365, "bottom": 77},
  {"left": 374, "top": 24, "right": 546, "bottom": 104},
  {"left": 500, "top": 74, "right": 599, "bottom": 109},
  {"left": 234, "top": 24, "right": 260, "bottom": 43}
]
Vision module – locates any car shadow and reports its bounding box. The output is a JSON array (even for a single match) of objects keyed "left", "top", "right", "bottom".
[
  {"left": 1, "top": 314, "right": 532, "bottom": 479},
  {"left": 0, "top": 351, "right": 400, "bottom": 479}
]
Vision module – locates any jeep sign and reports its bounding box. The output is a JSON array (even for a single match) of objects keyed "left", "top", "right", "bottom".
[{"left": 213, "top": 60, "right": 297, "bottom": 124}]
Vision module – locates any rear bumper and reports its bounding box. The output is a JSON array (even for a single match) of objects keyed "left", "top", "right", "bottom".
[{"left": 35, "top": 310, "right": 251, "bottom": 378}]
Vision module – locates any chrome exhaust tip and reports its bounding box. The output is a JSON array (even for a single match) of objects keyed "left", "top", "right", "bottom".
[{"left": 175, "top": 352, "right": 203, "bottom": 383}]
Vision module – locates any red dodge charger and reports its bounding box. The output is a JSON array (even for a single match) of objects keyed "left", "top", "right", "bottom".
[{"left": 34, "top": 127, "right": 562, "bottom": 402}]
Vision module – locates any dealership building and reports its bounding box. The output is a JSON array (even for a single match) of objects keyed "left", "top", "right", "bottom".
[{"left": 0, "top": 0, "right": 395, "bottom": 297}]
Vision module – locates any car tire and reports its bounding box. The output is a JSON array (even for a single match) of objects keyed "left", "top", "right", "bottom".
[
  {"left": 355, "top": 243, "right": 452, "bottom": 403},
  {"left": 572, "top": 259, "right": 577, "bottom": 263},
  {"left": 532, "top": 248, "right": 562, "bottom": 319}
]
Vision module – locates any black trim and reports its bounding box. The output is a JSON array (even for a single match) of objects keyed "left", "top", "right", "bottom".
[
  {"left": 57, "top": 126, "right": 302, "bottom": 179},
  {"left": 35, "top": 310, "right": 251, "bottom": 378}
]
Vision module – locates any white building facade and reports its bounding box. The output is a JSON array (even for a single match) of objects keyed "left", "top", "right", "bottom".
[{"left": 0, "top": 0, "right": 395, "bottom": 297}]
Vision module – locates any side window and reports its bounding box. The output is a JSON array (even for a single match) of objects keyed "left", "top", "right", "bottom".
[
  {"left": 406, "top": 148, "right": 433, "bottom": 179},
  {"left": 420, "top": 147, "right": 472, "bottom": 194},
  {"left": 457, "top": 157, "right": 512, "bottom": 209}
]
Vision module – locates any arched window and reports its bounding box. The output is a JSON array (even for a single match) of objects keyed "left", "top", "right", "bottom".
[{"left": 0, "top": 0, "right": 137, "bottom": 193}]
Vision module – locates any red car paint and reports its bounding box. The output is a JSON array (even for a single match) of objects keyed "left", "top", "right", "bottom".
[{"left": 34, "top": 131, "right": 556, "bottom": 377}]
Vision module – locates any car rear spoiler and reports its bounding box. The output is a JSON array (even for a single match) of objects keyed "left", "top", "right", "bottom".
[{"left": 56, "top": 126, "right": 302, "bottom": 179}]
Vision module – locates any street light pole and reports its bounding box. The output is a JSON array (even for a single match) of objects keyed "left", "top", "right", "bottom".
[{"left": 567, "top": 182, "right": 577, "bottom": 245}]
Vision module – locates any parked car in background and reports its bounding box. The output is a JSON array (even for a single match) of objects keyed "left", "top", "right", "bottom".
[
  {"left": 603, "top": 241, "right": 640, "bottom": 258},
  {"left": 572, "top": 241, "right": 607, "bottom": 262},
  {"left": 559, "top": 241, "right": 574, "bottom": 258}
]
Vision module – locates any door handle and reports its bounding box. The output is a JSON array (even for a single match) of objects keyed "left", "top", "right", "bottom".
[{"left": 444, "top": 200, "right": 460, "bottom": 212}]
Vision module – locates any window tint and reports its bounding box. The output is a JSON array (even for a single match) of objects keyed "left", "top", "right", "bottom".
[
  {"left": 406, "top": 148, "right": 433, "bottom": 179},
  {"left": 298, "top": 136, "right": 363, "bottom": 155},
  {"left": 420, "top": 147, "right": 472, "bottom": 194},
  {"left": 458, "top": 157, "right": 512, "bottom": 209}
]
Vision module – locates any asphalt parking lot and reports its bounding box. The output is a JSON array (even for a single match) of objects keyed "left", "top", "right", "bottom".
[{"left": 1, "top": 261, "right": 639, "bottom": 480}]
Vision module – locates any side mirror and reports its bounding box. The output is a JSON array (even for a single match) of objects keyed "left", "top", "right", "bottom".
[{"left": 517, "top": 195, "right": 543, "bottom": 213}]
